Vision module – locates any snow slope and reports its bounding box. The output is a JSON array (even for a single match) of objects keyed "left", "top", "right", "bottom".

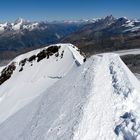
[
  {"left": 0, "top": 43, "right": 84, "bottom": 124},
  {"left": 114, "top": 49, "right": 140, "bottom": 56},
  {"left": 0, "top": 53, "right": 140, "bottom": 140}
]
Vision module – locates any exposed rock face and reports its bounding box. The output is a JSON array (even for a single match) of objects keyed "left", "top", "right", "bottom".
[
  {"left": 18, "top": 45, "right": 61, "bottom": 72},
  {"left": 0, "top": 62, "right": 16, "bottom": 85},
  {"left": 37, "top": 45, "right": 60, "bottom": 62}
]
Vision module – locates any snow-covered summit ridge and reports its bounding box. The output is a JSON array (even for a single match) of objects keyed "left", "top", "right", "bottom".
[
  {"left": 13, "top": 43, "right": 84, "bottom": 65},
  {"left": 73, "top": 53, "right": 140, "bottom": 140},
  {"left": 0, "top": 53, "right": 140, "bottom": 139},
  {"left": 0, "top": 43, "right": 84, "bottom": 125}
]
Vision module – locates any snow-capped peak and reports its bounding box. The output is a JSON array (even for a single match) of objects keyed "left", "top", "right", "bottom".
[
  {"left": 12, "top": 17, "right": 38, "bottom": 31},
  {"left": 12, "top": 18, "right": 26, "bottom": 30},
  {"left": 14, "top": 17, "right": 26, "bottom": 24},
  {"left": 0, "top": 43, "right": 84, "bottom": 124},
  {"left": 0, "top": 18, "right": 44, "bottom": 33}
]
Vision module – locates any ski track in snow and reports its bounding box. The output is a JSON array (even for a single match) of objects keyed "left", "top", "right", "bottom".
[
  {"left": 73, "top": 54, "right": 140, "bottom": 140},
  {"left": 73, "top": 55, "right": 118, "bottom": 140}
]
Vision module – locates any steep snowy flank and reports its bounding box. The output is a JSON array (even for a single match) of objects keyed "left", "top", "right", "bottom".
[
  {"left": 0, "top": 43, "right": 84, "bottom": 124},
  {"left": 0, "top": 53, "right": 140, "bottom": 140}
]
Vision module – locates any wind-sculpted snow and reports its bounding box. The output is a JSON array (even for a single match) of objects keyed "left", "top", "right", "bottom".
[
  {"left": 0, "top": 43, "right": 84, "bottom": 125},
  {"left": 108, "top": 55, "right": 140, "bottom": 139},
  {"left": 0, "top": 53, "right": 140, "bottom": 140},
  {"left": 109, "top": 56, "right": 133, "bottom": 98}
]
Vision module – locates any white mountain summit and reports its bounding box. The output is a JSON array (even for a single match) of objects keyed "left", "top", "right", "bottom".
[
  {"left": 0, "top": 43, "right": 84, "bottom": 125},
  {"left": 0, "top": 18, "right": 43, "bottom": 33},
  {"left": 0, "top": 48, "right": 140, "bottom": 140}
]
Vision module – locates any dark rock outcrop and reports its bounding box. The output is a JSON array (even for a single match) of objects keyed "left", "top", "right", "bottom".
[{"left": 0, "top": 62, "right": 16, "bottom": 85}]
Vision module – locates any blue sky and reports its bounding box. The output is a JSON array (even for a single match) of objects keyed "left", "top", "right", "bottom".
[{"left": 0, "top": 0, "right": 140, "bottom": 22}]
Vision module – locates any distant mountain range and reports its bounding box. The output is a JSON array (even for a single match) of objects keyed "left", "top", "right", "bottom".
[
  {"left": 0, "top": 15, "right": 140, "bottom": 64},
  {"left": 1, "top": 16, "right": 140, "bottom": 140},
  {"left": 62, "top": 15, "right": 140, "bottom": 56},
  {"left": 0, "top": 18, "right": 97, "bottom": 33},
  {"left": 0, "top": 18, "right": 88, "bottom": 62}
]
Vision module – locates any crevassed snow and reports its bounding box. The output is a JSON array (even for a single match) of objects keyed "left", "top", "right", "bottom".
[
  {"left": 0, "top": 43, "right": 84, "bottom": 125},
  {"left": 0, "top": 53, "right": 140, "bottom": 140}
]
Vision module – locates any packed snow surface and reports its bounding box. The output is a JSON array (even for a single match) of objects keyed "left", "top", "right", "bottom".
[
  {"left": 0, "top": 53, "right": 140, "bottom": 140},
  {"left": 0, "top": 43, "right": 84, "bottom": 124}
]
